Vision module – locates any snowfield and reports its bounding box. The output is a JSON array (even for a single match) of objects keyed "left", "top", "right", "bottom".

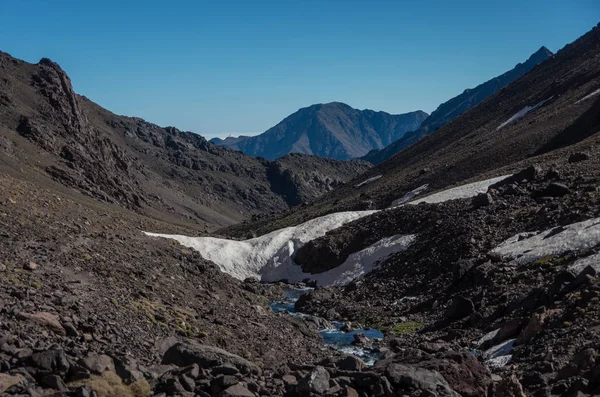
[
  {"left": 496, "top": 97, "right": 553, "bottom": 130},
  {"left": 568, "top": 252, "right": 600, "bottom": 274},
  {"left": 490, "top": 217, "right": 600, "bottom": 266},
  {"left": 143, "top": 210, "right": 403, "bottom": 286},
  {"left": 407, "top": 175, "right": 511, "bottom": 205}
]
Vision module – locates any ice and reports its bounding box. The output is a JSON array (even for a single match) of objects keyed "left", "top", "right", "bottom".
[
  {"left": 489, "top": 217, "right": 600, "bottom": 266},
  {"left": 355, "top": 174, "right": 382, "bottom": 188},
  {"left": 407, "top": 175, "right": 511, "bottom": 205},
  {"left": 496, "top": 97, "right": 553, "bottom": 130}
]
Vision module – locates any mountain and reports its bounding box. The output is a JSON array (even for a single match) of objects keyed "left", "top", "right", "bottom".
[
  {"left": 362, "top": 46, "right": 554, "bottom": 164},
  {"left": 0, "top": 53, "right": 370, "bottom": 230},
  {"left": 211, "top": 102, "right": 428, "bottom": 160}
]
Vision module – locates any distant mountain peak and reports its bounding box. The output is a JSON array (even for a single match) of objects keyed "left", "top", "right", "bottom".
[{"left": 213, "top": 103, "right": 428, "bottom": 160}]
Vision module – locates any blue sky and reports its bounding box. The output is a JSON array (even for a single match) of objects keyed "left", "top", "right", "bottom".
[{"left": 0, "top": 1, "right": 598, "bottom": 139}]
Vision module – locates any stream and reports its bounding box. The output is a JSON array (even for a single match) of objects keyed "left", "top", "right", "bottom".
[{"left": 269, "top": 287, "right": 384, "bottom": 365}]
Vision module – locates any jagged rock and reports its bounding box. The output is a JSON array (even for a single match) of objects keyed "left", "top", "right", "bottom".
[
  {"left": 351, "top": 333, "right": 370, "bottom": 346},
  {"left": 517, "top": 312, "right": 547, "bottom": 345},
  {"left": 162, "top": 343, "right": 261, "bottom": 375},
  {"left": 18, "top": 312, "right": 66, "bottom": 335},
  {"left": 296, "top": 366, "right": 330, "bottom": 395},
  {"left": 212, "top": 364, "right": 239, "bottom": 375}
]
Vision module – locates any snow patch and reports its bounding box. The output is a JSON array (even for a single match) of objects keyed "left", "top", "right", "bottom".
[
  {"left": 568, "top": 252, "right": 600, "bottom": 274},
  {"left": 144, "top": 210, "right": 376, "bottom": 282},
  {"left": 355, "top": 174, "right": 382, "bottom": 188},
  {"left": 390, "top": 184, "right": 429, "bottom": 207},
  {"left": 576, "top": 88, "right": 600, "bottom": 104},
  {"left": 490, "top": 217, "right": 600, "bottom": 265},
  {"left": 496, "top": 97, "right": 553, "bottom": 130},
  {"left": 408, "top": 175, "right": 511, "bottom": 205}
]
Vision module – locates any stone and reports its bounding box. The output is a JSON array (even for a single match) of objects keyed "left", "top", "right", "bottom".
[
  {"left": 282, "top": 374, "right": 297, "bottom": 387},
  {"left": 162, "top": 342, "right": 261, "bottom": 375},
  {"left": 41, "top": 374, "right": 67, "bottom": 391},
  {"left": 472, "top": 193, "right": 493, "bottom": 208},
  {"left": 0, "top": 373, "right": 26, "bottom": 393},
  {"left": 569, "top": 152, "right": 589, "bottom": 163},
  {"left": 179, "top": 374, "right": 195, "bottom": 392},
  {"left": 24, "top": 261, "right": 38, "bottom": 271},
  {"left": 494, "top": 374, "right": 526, "bottom": 397},
  {"left": 212, "top": 364, "right": 239, "bottom": 375},
  {"left": 452, "top": 259, "right": 476, "bottom": 281},
  {"left": 222, "top": 383, "right": 255, "bottom": 397},
  {"left": 385, "top": 363, "right": 460, "bottom": 396},
  {"left": 297, "top": 366, "right": 330, "bottom": 395},
  {"left": 18, "top": 312, "right": 66, "bottom": 335},
  {"left": 79, "top": 354, "right": 115, "bottom": 375},
  {"left": 535, "top": 182, "right": 570, "bottom": 198},
  {"left": 212, "top": 374, "right": 238, "bottom": 388},
  {"left": 29, "top": 350, "right": 70, "bottom": 376},
  {"left": 351, "top": 333, "right": 370, "bottom": 346},
  {"left": 336, "top": 355, "right": 367, "bottom": 372},
  {"left": 517, "top": 312, "right": 546, "bottom": 345},
  {"left": 444, "top": 296, "right": 475, "bottom": 320}
]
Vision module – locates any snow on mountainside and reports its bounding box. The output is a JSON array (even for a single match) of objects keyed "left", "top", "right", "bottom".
[
  {"left": 145, "top": 174, "right": 511, "bottom": 285},
  {"left": 145, "top": 211, "right": 377, "bottom": 284}
]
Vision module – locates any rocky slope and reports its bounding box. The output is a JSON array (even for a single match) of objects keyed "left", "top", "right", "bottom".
[
  {"left": 0, "top": 53, "right": 370, "bottom": 231},
  {"left": 362, "top": 46, "right": 554, "bottom": 164},
  {"left": 211, "top": 103, "right": 428, "bottom": 160}
]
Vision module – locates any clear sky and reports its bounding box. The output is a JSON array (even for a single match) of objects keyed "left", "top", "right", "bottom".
[{"left": 1, "top": 1, "right": 598, "bottom": 139}]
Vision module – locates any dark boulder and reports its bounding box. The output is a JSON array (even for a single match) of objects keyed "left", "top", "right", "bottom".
[
  {"left": 162, "top": 342, "right": 261, "bottom": 375},
  {"left": 444, "top": 296, "right": 475, "bottom": 320}
]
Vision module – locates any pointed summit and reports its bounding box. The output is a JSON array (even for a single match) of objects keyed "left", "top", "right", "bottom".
[{"left": 527, "top": 46, "right": 554, "bottom": 64}]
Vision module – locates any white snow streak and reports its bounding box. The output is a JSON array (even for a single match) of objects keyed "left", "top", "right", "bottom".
[
  {"left": 490, "top": 217, "right": 600, "bottom": 266},
  {"left": 576, "top": 88, "right": 600, "bottom": 104},
  {"left": 355, "top": 174, "right": 382, "bottom": 188},
  {"left": 390, "top": 184, "right": 429, "bottom": 207},
  {"left": 408, "top": 175, "right": 511, "bottom": 205},
  {"left": 496, "top": 97, "right": 553, "bottom": 130}
]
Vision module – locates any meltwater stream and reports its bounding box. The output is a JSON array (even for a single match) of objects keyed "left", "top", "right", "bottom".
[{"left": 269, "top": 288, "right": 384, "bottom": 365}]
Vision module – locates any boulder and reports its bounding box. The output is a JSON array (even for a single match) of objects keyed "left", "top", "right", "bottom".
[
  {"left": 29, "top": 349, "right": 70, "bottom": 377},
  {"left": 0, "top": 373, "right": 26, "bottom": 394},
  {"left": 385, "top": 363, "right": 460, "bottom": 396},
  {"left": 569, "top": 152, "right": 589, "bottom": 163},
  {"left": 18, "top": 312, "right": 66, "bottom": 335},
  {"left": 472, "top": 193, "right": 493, "bottom": 208},
  {"left": 534, "top": 182, "right": 570, "bottom": 198},
  {"left": 444, "top": 296, "right": 475, "bottom": 320},
  {"left": 336, "top": 355, "right": 367, "bottom": 371},
  {"left": 296, "top": 366, "right": 330, "bottom": 395},
  {"left": 79, "top": 354, "right": 115, "bottom": 375},
  {"left": 222, "top": 383, "right": 255, "bottom": 397},
  {"left": 162, "top": 342, "right": 261, "bottom": 375}
]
